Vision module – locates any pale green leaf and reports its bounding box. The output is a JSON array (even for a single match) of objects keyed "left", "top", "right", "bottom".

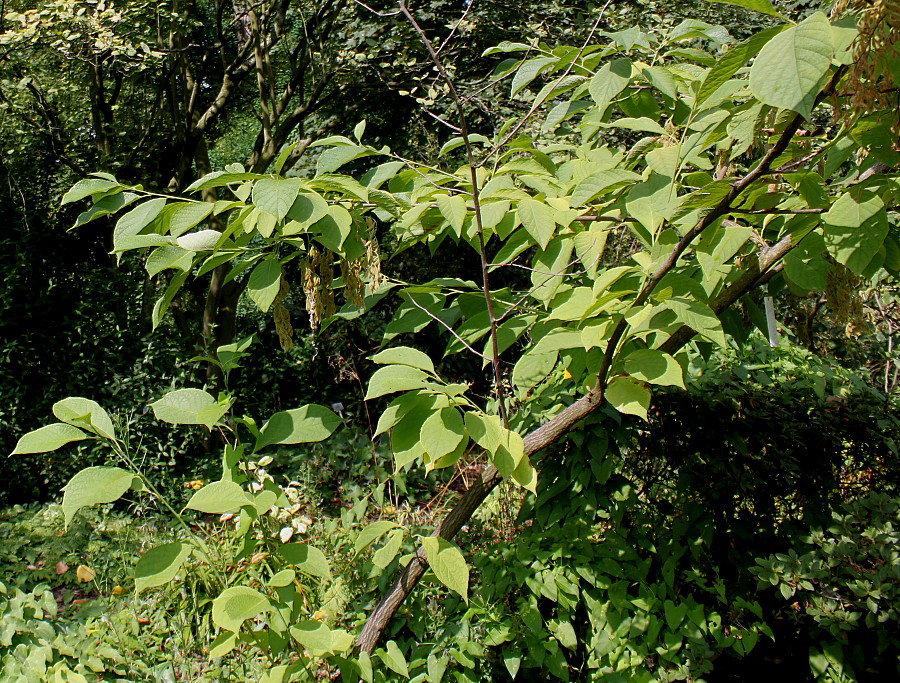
[
  {"left": 697, "top": 26, "right": 785, "bottom": 107},
  {"left": 708, "top": 0, "right": 786, "bottom": 18},
  {"left": 175, "top": 229, "right": 223, "bottom": 251},
  {"left": 251, "top": 177, "right": 302, "bottom": 220},
  {"left": 186, "top": 481, "right": 252, "bottom": 514},
  {"left": 749, "top": 12, "right": 833, "bottom": 120},
  {"left": 605, "top": 376, "right": 651, "bottom": 420},
  {"left": 168, "top": 202, "right": 214, "bottom": 237},
  {"left": 354, "top": 520, "right": 401, "bottom": 554},
  {"left": 436, "top": 194, "right": 468, "bottom": 235},
  {"left": 280, "top": 543, "right": 332, "bottom": 580},
  {"left": 381, "top": 640, "right": 410, "bottom": 679},
  {"left": 62, "top": 178, "right": 121, "bottom": 204},
  {"left": 112, "top": 197, "right": 167, "bottom": 251},
  {"left": 10, "top": 423, "right": 88, "bottom": 455},
  {"left": 622, "top": 350, "right": 685, "bottom": 388},
  {"left": 371, "top": 347, "right": 435, "bottom": 374},
  {"left": 513, "top": 351, "right": 557, "bottom": 390},
  {"left": 255, "top": 404, "right": 342, "bottom": 451},
  {"left": 365, "top": 365, "right": 431, "bottom": 399},
  {"left": 52, "top": 397, "right": 116, "bottom": 441},
  {"left": 134, "top": 542, "right": 193, "bottom": 593},
  {"left": 823, "top": 190, "right": 888, "bottom": 276},
  {"left": 422, "top": 537, "right": 469, "bottom": 603},
  {"left": 517, "top": 198, "right": 556, "bottom": 250},
  {"left": 511, "top": 56, "right": 558, "bottom": 97},
  {"left": 247, "top": 258, "right": 282, "bottom": 313},
  {"left": 62, "top": 466, "right": 142, "bottom": 529},
  {"left": 588, "top": 58, "right": 631, "bottom": 114},
  {"left": 150, "top": 388, "right": 227, "bottom": 429},
  {"left": 285, "top": 193, "right": 329, "bottom": 229},
  {"left": 420, "top": 408, "right": 466, "bottom": 461},
  {"left": 212, "top": 587, "right": 270, "bottom": 633},
  {"left": 626, "top": 173, "right": 678, "bottom": 235},
  {"left": 312, "top": 205, "right": 352, "bottom": 252},
  {"left": 146, "top": 245, "right": 193, "bottom": 276}
]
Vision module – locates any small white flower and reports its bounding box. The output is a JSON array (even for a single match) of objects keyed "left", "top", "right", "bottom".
[{"left": 279, "top": 527, "right": 294, "bottom": 543}]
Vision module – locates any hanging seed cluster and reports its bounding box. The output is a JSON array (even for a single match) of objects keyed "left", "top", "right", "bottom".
[
  {"left": 839, "top": 0, "right": 900, "bottom": 129},
  {"left": 825, "top": 261, "right": 871, "bottom": 336},
  {"left": 365, "top": 217, "right": 386, "bottom": 294},
  {"left": 340, "top": 257, "right": 366, "bottom": 310},
  {"left": 302, "top": 246, "right": 335, "bottom": 331},
  {"left": 273, "top": 274, "right": 293, "bottom": 350}
]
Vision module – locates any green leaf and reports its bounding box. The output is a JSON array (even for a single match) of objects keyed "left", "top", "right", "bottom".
[
  {"left": 212, "top": 587, "right": 271, "bottom": 633},
  {"left": 112, "top": 197, "right": 167, "bottom": 249},
  {"left": 365, "top": 365, "right": 431, "bottom": 399},
  {"left": 152, "top": 270, "right": 189, "bottom": 330},
  {"left": 371, "top": 347, "right": 435, "bottom": 374},
  {"left": 438, "top": 134, "right": 491, "bottom": 157},
  {"left": 511, "top": 56, "right": 558, "bottom": 97},
  {"left": 52, "top": 397, "right": 116, "bottom": 441},
  {"left": 247, "top": 258, "right": 282, "bottom": 313},
  {"left": 421, "top": 537, "right": 469, "bottom": 603},
  {"left": 62, "top": 178, "right": 121, "bottom": 204},
  {"left": 176, "top": 229, "right": 223, "bottom": 251},
  {"left": 312, "top": 205, "right": 352, "bottom": 252},
  {"left": 749, "top": 12, "right": 834, "bottom": 120},
  {"left": 252, "top": 177, "right": 302, "bottom": 221},
  {"left": 316, "top": 145, "right": 373, "bottom": 175},
  {"left": 268, "top": 569, "right": 296, "bottom": 588},
  {"left": 62, "top": 466, "right": 142, "bottom": 529},
  {"left": 168, "top": 202, "right": 214, "bottom": 237},
  {"left": 420, "top": 408, "right": 466, "bottom": 462},
  {"left": 285, "top": 193, "right": 329, "bottom": 229},
  {"left": 664, "top": 298, "right": 727, "bottom": 347},
  {"left": 605, "top": 377, "right": 651, "bottom": 420},
  {"left": 280, "top": 543, "right": 332, "bottom": 580},
  {"left": 150, "top": 388, "right": 227, "bottom": 429},
  {"left": 518, "top": 198, "right": 556, "bottom": 250},
  {"left": 605, "top": 117, "right": 667, "bottom": 135},
  {"left": 186, "top": 481, "right": 252, "bottom": 514},
  {"left": 373, "top": 529, "right": 404, "bottom": 569},
  {"left": 436, "top": 194, "right": 468, "bottom": 235},
  {"left": 512, "top": 351, "right": 557, "bottom": 390},
  {"left": 290, "top": 620, "right": 342, "bottom": 656},
  {"left": 623, "top": 350, "right": 685, "bottom": 388},
  {"left": 823, "top": 190, "right": 888, "bottom": 276},
  {"left": 134, "top": 542, "right": 193, "bottom": 594},
  {"left": 626, "top": 174, "right": 678, "bottom": 235},
  {"left": 354, "top": 520, "right": 401, "bottom": 554},
  {"left": 707, "top": 0, "right": 786, "bottom": 18},
  {"left": 146, "top": 245, "right": 194, "bottom": 275},
  {"left": 588, "top": 58, "right": 631, "bottom": 114},
  {"left": 10, "top": 423, "right": 89, "bottom": 455},
  {"left": 380, "top": 640, "right": 410, "bottom": 679},
  {"left": 697, "top": 26, "right": 785, "bottom": 107},
  {"left": 255, "top": 404, "right": 343, "bottom": 451}
]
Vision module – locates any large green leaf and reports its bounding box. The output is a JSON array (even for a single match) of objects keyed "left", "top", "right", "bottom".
[
  {"left": 588, "top": 58, "right": 631, "bottom": 114},
  {"left": 749, "top": 12, "right": 833, "bottom": 120},
  {"left": 365, "top": 365, "right": 431, "bottom": 399},
  {"left": 112, "top": 197, "right": 167, "bottom": 251},
  {"left": 251, "top": 177, "right": 303, "bottom": 221},
  {"left": 290, "top": 621, "right": 353, "bottom": 656},
  {"left": 354, "top": 520, "right": 401, "bottom": 555},
  {"left": 280, "top": 543, "right": 332, "bottom": 580},
  {"left": 605, "top": 377, "right": 651, "bottom": 420},
  {"left": 10, "top": 423, "right": 88, "bottom": 455},
  {"left": 622, "top": 350, "right": 685, "bottom": 388},
  {"left": 212, "top": 586, "right": 271, "bottom": 633},
  {"left": 371, "top": 347, "right": 435, "bottom": 374},
  {"left": 62, "top": 466, "right": 142, "bottom": 529},
  {"left": 626, "top": 174, "right": 678, "bottom": 235},
  {"left": 186, "top": 480, "right": 252, "bottom": 514},
  {"left": 52, "top": 397, "right": 116, "bottom": 441},
  {"left": 380, "top": 640, "right": 410, "bottom": 679},
  {"left": 247, "top": 258, "right": 282, "bottom": 313},
  {"left": 62, "top": 178, "right": 121, "bottom": 204},
  {"left": 663, "top": 298, "right": 727, "bottom": 347},
  {"left": 707, "top": 0, "right": 785, "bottom": 19},
  {"left": 420, "top": 408, "right": 466, "bottom": 462},
  {"left": 150, "top": 388, "right": 227, "bottom": 429},
  {"left": 517, "top": 198, "right": 556, "bottom": 250},
  {"left": 134, "top": 542, "right": 193, "bottom": 593},
  {"left": 696, "top": 26, "right": 786, "bottom": 107},
  {"left": 167, "top": 202, "right": 214, "bottom": 237},
  {"left": 255, "top": 405, "right": 342, "bottom": 451},
  {"left": 421, "top": 536, "right": 469, "bottom": 603},
  {"left": 823, "top": 190, "right": 888, "bottom": 276}
]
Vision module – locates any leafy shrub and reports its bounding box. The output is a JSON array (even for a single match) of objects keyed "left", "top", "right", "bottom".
[{"left": 753, "top": 493, "right": 900, "bottom": 681}]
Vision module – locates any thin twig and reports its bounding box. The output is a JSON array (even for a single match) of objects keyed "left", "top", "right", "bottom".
[{"left": 399, "top": 0, "right": 509, "bottom": 426}]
